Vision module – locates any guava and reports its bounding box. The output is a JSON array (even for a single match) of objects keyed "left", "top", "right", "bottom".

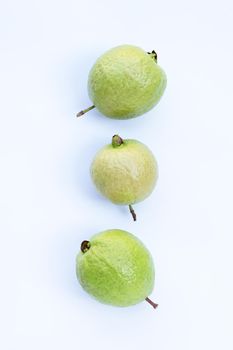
[
  {"left": 76, "top": 229, "right": 157, "bottom": 308},
  {"left": 90, "top": 135, "right": 158, "bottom": 220},
  {"left": 77, "top": 45, "right": 167, "bottom": 119}
]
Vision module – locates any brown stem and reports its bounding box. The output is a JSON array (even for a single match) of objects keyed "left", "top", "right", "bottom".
[
  {"left": 129, "top": 204, "right": 136, "bottom": 221},
  {"left": 76, "top": 105, "right": 95, "bottom": 117},
  {"left": 145, "top": 297, "right": 158, "bottom": 309}
]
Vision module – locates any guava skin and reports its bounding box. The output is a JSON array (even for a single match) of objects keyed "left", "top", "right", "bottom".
[
  {"left": 88, "top": 45, "right": 167, "bottom": 119},
  {"left": 76, "top": 229, "right": 155, "bottom": 307},
  {"left": 90, "top": 138, "right": 158, "bottom": 205}
]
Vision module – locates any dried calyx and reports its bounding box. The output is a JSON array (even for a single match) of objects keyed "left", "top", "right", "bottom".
[
  {"left": 112, "top": 135, "right": 124, "bottom": 147},
  {"left": 147, "top": 50, "right": 157, "bottom": 63},
  {"left": 81, "top": 240, "right": 91, "bottom": 253}
]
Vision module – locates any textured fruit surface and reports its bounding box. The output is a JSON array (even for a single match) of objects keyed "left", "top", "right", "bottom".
[
  {"left": 90, "top": 137, "right": 158, "bottom": 205},
  {"left": 76, "top": 229, "right": 155, "bottom": 307},
  {"left": 88, "top": 45, "right": 167, "bottom": 119}
]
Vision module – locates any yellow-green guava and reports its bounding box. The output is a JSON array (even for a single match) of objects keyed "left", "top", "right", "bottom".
[
  {"left": 90, "top": 135, "right": 158, "bottom": 220},
  {"left": 76, "top": 229, "right": 157, "bottom": 308},
  {"left": 77, "top": 45, "right": 167, "bottom": 119}
]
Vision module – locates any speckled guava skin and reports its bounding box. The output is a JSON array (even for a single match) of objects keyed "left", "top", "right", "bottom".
[
  {"left": 88, "top": 45, "right": 167, "bottom": 119},
  {"left": 76, "top": 229, "right": 155, "bottom": 307},
  {"left": 90, "top": 137, "right": 158, "bottom": 205}
]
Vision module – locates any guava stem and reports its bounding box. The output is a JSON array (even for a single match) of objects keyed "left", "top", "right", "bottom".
[
  {"left": 76, "top": 105, "right": 95, "bottom": 117},
  {"left": 129, "top": 204, "right": 136, "bottom": 221},
  {"left": 145, "top": 297, "right": 158, "bottom": 309}
]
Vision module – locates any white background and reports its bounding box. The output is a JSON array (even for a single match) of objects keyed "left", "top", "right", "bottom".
[{"left": 0, "top": 0, "right": 233, "bottom": 349}]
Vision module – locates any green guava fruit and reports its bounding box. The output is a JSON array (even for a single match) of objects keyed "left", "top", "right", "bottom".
[
  {"left": 76, "top": 229, "right": 157, "bottom": 308},
  {"left": 90, "top": 135, "right": 158, "bottom": 221},
  {"left": 77, "top": 44, "right": 167, "bottom": 119}
]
